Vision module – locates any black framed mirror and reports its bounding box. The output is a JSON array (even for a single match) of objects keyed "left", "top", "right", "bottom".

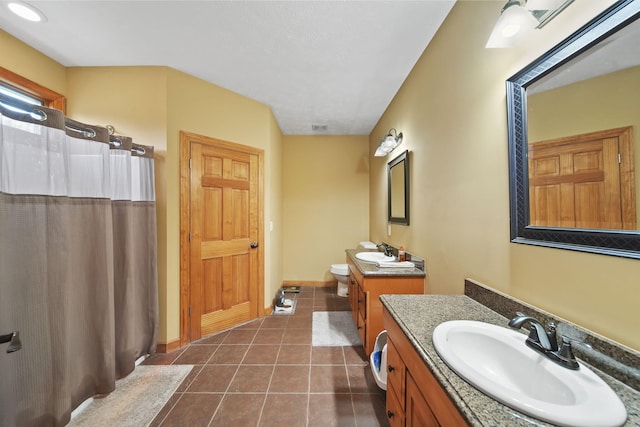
[
  {"left": 507, "top": 0, "right": 640, "bottom": 259},
  {"left": 388, "top": 150, "right": 410, "bottom": 225}
]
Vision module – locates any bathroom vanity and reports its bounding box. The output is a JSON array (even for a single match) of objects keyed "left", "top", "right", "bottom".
[
  {"left": 380, "top": 285, "right": 640, "bottom": 426},
  {"left": 345, "top": 249, "right": 425, "bottom": 355},
  {"left": 384, "top": 307, "right": 466, "bottom": 426}
]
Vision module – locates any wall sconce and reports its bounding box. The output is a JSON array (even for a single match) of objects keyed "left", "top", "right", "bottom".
[
  {"left": 486, "top": 0, "right": 574, "bottom": 48},
  {"left": 374, "top": 128, "right": 403, "bottom": 157}
]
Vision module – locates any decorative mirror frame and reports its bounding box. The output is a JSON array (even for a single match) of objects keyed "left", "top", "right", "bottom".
[
  {"left": 507, "top": 0, "right": 640, "bottom": 259},
  {"left": 388, "top": 150, "right": 410, "bottom": 225}
]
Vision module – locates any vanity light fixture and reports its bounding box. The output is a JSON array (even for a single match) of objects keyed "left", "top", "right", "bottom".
[
  {"left": 7, "top": 1, "right": 47, "bottom": 22},
  {"left": 486, "top": 0, "right": 574, "bottom": 48},
  {"left": 374, "top": 128, "right": 403, "bottom": 157}
]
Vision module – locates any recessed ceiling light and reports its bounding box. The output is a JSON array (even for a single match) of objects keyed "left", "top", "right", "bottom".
[{"left": 7, "top": 2, "right": 47, "bottom": 23}]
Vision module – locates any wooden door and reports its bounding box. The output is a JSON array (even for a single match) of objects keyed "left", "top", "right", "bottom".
[
  {"left": 180, "top": 132, "right": 264, "bottom": 345},
  {"left": 528, "top": 127, "right": 636, "bottom": 229}
]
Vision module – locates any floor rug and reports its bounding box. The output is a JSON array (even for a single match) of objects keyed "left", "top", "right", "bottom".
[
  {"left": 312, "top": 311, "right": 362, "bottom": 347},
  {"left": 68, "top": 364, "right": 192, "bottom": 427}
]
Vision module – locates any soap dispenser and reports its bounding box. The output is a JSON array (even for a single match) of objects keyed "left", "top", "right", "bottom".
[{"left": 398, "top": 246, "right": 405, "bottom": 262}]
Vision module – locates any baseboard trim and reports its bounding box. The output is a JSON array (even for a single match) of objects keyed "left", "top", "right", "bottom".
[
  {"left": 156, "top": 339, "right": 181, "bottom": 354},
  {"left": 282, "top": 280, "right": 336, "bottom": 287}
]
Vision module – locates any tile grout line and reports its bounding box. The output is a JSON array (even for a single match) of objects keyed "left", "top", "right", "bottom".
[
  {"left": 206, "top": 330, "right": 257, "bottom": 427},
  {"left": 255, "top": 342, "right": 280, "bottom": 426}
]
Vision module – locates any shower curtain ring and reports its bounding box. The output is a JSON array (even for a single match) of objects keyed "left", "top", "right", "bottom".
[{"left": 32, "top": 109, "right": 47, "bottom": 122}]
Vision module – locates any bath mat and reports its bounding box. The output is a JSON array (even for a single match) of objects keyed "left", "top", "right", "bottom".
[
  {"left": 312, "top": 311, "right": 362, "bottom": 347},
  {"left": 68, "top": 364, "right": 192, "bottom": 427}
]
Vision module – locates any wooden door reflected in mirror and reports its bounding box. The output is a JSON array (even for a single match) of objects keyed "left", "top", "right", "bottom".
[{"left": 528, "top": 127, "right": 636, "bottom": 230}]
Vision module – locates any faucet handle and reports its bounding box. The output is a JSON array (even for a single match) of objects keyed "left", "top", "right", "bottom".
[
  {"left": 556, "top": 336, "right": 586, "bottom": 369},
  {"left": 547, "top": 322, "right": 558, "bottom": 351},
  {"left": 560, "top": 335, "right": 593, "bottom": 350}
]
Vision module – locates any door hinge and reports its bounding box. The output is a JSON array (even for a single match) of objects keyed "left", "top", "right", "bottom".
[
  {"left": 618, "top": 153, "right": 621, "bottom": 164},
  {"left": 189, "top": 158, "right": 192, "bottom": 169}
]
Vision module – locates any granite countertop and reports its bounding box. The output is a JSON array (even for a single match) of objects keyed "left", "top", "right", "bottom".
[
  {"left": 345, "top": 249, "right": 426, "bottom": 278},
  {"left": 380, "top": 294, "right": 640, "bottom": 427}
]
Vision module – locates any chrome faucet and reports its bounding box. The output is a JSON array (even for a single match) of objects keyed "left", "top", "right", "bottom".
[
  {"left": 376, "top": 242, "right": 393, "bottom": 257},
  {"left": 508, "top": 312, "right": 556, "bottom": 351},
  {"left": 508, "top": 312, "right": 580, "bottom": 370}
]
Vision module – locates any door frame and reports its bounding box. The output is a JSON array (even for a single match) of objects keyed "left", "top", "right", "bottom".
[{"left": 179, "top": 131, "right": 265, "bottom": 347}]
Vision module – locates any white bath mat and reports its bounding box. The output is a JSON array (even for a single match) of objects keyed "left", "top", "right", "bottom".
[
  {"left": 312, "top": 311, "right": 362, "bottom": 347},
  {"left": 68, "top": 364, "right": 192, "bottom": 427}
]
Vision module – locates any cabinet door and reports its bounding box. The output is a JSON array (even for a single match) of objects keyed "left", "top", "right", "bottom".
[
  {"left": 386, "top": 338, "right": 405, "bottom": 410},
  {"left": 357, "top": 283, "right": 367, "bottom": 320},
  {"left": 406, "top": 373, "right": 439, "bottom": 427},
  {"left": 348, "top": 272, "right": 357, "bottom": 322},
  {"left": 387, "top": 383, "right": 405, "bottom": 427}
]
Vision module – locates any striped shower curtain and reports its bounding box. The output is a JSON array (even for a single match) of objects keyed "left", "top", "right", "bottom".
[{"left": 0, "top": 95, "right": 158, "bottom": 426}]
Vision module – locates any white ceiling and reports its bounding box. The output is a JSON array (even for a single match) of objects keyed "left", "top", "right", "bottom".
[{"left": 0, "top": 1, "right": 456, "bottom": 135}]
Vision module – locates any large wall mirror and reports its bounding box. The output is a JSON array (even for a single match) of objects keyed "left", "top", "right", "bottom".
[
  {"left": 507, "top": 0, "right": 640, "bottom": 259},
  {"left": 388, "top": 150, "right": 410, "bottom": 225}
]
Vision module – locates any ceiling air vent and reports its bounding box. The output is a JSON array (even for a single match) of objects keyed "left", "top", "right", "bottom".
[{"left": 311, "top": 124, "right": 328, "bottom": 132}]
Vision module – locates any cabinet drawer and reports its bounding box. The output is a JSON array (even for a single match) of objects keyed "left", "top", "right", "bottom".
[
  {"left": 387, "top": 382, "right": 405, "bottom": 427},
  {"left": 386, "top": 338, "right": 406, "bottom": 410}
]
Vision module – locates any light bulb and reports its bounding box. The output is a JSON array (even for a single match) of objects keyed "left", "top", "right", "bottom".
[{"left": 7, "top": 2, "right": 46, "bottom": 22}]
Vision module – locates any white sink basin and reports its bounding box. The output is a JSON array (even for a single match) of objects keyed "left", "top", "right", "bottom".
[
  {"left": 355, "top": 252, "right": 394, "bottom": 263},
  {"left": 432, "top": 320, "right": 627, "bottom": 427}
]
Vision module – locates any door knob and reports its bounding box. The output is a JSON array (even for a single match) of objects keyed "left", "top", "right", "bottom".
[{"left": 250, "top": 242, "right": 259, "bottom": 249}]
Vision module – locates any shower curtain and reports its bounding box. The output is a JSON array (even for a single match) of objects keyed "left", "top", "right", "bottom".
[{"left": 0, "top": 95, "right": 158, "bottom": 426}]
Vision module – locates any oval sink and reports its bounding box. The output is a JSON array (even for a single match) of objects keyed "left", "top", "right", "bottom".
[
  {"left": 432, "top": 320, "right": 627, "bottom": 427},
  {"left": 355, "top": 252, "right": 394, "bottom": 263}
]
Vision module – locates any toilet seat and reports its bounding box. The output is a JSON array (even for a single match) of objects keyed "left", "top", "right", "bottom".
[{"left": 330, "top": 264, "right": 349, "bottom": 276}]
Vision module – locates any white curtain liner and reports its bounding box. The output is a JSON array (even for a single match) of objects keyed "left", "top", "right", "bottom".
[{"left": 1, "top": 114, "right": 155, "bottom": 202}]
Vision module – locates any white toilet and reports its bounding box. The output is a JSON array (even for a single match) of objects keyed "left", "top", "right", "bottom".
[
  {"left": 330, "top": 264, "right": 350, "bottom": 297},
  {"left": 331, "top": 241, "right": 377, "bottom": 297}
]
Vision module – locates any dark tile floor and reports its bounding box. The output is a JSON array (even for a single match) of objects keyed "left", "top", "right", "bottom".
[{"left": 144, "top": 286, "right": 389, "bottom": 427}]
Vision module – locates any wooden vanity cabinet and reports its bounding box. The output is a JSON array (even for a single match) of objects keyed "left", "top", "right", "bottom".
[
  {"left": 383, "top": 306, "right": 468, "bottom": 427},
  {"left": 346, "top": 256, "right": 424, "bottom": 355}
]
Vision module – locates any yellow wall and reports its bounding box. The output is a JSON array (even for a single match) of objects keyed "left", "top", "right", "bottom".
[
  {"left": 266, "top": 113, "right": 284, "bottom": 304},
  {"left": 370, "top": 0, "right": 640, "bottom": 350},
  {"left": 0, "top": 30, "right": 66, "bottom": 95},
  {"left": 282, "top": 135, "right": 370, "bottom": 281},
  {"left": 528, "top": 66, "right": 640, "bottom": 219}
]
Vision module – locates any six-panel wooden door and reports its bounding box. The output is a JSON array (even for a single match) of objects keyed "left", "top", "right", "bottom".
[{"left": 180, "top": 131, "right": 263, "bottom": 345}]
